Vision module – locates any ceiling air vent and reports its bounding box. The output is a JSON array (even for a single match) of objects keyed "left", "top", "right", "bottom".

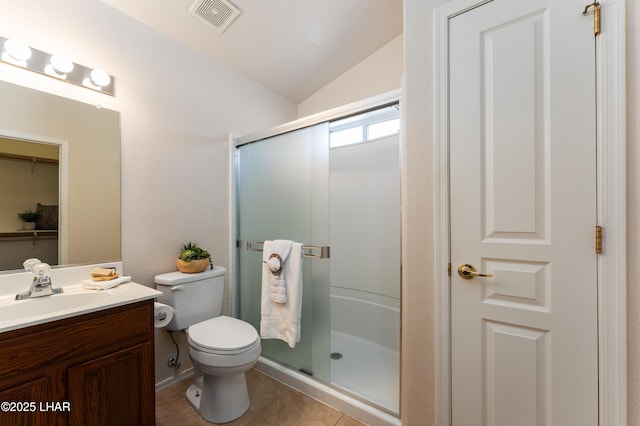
[{"left": 189, "top": 0, "right": 240, "bottom": 34}]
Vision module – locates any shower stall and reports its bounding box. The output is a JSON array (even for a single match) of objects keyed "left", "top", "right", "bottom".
[{"left": 235, "top": 97, "right": 401, "bottom": 423}]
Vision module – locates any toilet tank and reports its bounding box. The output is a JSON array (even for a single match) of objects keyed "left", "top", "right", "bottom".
[{"left": 155, "top": 266, "right": 226, "bottom": 331}]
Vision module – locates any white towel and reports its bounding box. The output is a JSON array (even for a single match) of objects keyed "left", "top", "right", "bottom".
[
  {"left": 260, "top": 240, "right": 303, "bottom": 348},
  {"left": 265, "top": 239, "right": 293, "bottom": 303},
  {"left": 82, "top": 276, "right": 132, "bottom": 290}
]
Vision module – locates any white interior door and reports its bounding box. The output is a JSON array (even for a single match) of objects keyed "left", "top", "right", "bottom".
[{"left": 449, "top": 1, "right": 598, "bottom": 425}]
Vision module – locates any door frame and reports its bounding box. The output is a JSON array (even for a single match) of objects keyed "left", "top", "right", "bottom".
[{"left": 433, "top": 1, "right": 627, "bottom": 425}]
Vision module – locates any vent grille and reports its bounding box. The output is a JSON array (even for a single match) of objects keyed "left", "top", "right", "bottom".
[{"left": 189, "top": 0, "right": 240, "bottom": 34}]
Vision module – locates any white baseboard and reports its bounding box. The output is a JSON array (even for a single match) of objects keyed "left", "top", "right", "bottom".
[{"left": 155, "top": 367, "right": 194, "bottom": 391}]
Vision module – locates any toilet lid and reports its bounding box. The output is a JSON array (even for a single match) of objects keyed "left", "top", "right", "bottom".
[{"left": 188, "top": 316, "right": 259, "bottom": 352}]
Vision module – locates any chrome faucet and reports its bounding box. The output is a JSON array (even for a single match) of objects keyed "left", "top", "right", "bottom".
[{"left": 15, "top": 259, "right": 63, "bottom": 300}]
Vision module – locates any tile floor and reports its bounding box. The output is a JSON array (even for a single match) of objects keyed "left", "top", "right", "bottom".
[{"left": 156, "top": 369, "right": 367, "bottom": 426}]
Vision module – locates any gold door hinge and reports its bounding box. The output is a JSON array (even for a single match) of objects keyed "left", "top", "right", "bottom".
[
  {"left": 583, "top": 2, "right": 601, "bottom": 37},
  {"left": 595, "top": 226, "right": 603, "bottom": 254}
]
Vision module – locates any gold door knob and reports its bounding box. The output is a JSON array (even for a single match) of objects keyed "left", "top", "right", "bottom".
[{"left": 457, "top": 263, "right": 493, "bottom": 280}]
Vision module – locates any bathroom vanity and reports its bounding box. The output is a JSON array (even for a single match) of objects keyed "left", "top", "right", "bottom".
[
  {"left": 0, "top": 263, "right": 160, "bottom": 425},
  {"left": 0, "top": 301, "right": 154, "bottom": 425}
]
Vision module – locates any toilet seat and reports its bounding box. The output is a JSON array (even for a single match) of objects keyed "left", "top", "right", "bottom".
[{"left": 188, "top": 316, "right": 260, "bottom": 355}]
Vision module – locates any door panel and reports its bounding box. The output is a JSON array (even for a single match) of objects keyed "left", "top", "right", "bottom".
[
  {"left": 483, "top": 321, "right": 549, "bottom": 426},
  {"left": 450, "top": 0, "right": 597, "bottom": 424},
  {"left": 68, "top": 343, "right": 154, "bottom": 426}
]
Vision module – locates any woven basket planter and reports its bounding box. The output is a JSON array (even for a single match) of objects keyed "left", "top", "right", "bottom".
[{"left": 176, "top": 258, "right": 210, "bottom": 273}]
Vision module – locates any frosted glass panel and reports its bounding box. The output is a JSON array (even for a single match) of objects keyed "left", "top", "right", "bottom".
[
  {"left": 237, "top": 123, "right": 329, "bottom": 378},
  {"left": 329, "top": 134, "right": 401, "bottom": 300},
  {"left": 328, "top": 133, "right": 401, "bottom": 412}
]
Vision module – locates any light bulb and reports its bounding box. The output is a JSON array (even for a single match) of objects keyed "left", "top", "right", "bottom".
[
  {"left": 90, "top": 68, "right": 110, "bottom": 87},
  {"left": 4, "top": 39, "right": 31, "bottom": 61},
  {"left": 44, "top": 65, "right": 65, "bottom": 79},
  {"left": 50, "top": 54, "right": 73, "bottom": 73}
]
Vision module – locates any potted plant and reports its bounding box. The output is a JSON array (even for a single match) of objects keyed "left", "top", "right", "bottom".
[
  {"left": 17, "top": 209, "right": 40, "bottom": 230},
  {"left": 177, "top": 242, "right": 213, "bottom": 273}
]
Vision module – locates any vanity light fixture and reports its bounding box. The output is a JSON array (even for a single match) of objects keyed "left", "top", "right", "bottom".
[{"left": 0, "top": 36, "right": 115, "bottom": 96}]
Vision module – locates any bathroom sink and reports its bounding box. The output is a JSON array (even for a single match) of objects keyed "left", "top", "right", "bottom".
[
  {"left": 0, "top": 291, "right": 113, "bottom": 322},
  {"left": 0, "top": 263, "right": 162, "bottom": 333}
]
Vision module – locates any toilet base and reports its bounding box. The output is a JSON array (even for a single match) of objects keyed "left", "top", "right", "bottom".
[{"left": 186, "top": 373, "right": 251, "bottom": 424}]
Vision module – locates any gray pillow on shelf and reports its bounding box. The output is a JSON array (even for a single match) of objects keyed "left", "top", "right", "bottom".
[{"left": 36, "top": 203, "right": 58, "bottom": 230}]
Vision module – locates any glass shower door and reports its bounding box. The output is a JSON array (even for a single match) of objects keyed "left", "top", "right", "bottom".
[{"left": 236, "top": 123, "right": 331, "bottom": 382}]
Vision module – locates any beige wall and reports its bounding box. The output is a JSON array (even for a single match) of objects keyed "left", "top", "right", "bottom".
[
  {"left": 402, "top": 1, "right": 437, "bottom": 422},
  {"left": 297, "top": 35, "right": 403, "bottom": 117},
  {"left": 402, "top": 0, "right": 640, "bottom": 424},
  {"left": 0, "top": 138, "right": 59, "bottom": 159}
]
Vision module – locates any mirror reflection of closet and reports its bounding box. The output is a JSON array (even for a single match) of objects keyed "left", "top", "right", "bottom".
[
  {"left": 0, "top": 80, "right": 121, "bottom": 274},
  {"left": 0, "top": 137, "right": 60, "bottom": 269}
]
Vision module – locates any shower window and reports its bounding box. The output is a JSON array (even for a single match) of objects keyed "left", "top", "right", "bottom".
[
  {"left": 329, "top": 126, "right": 363, "bottom": 148},
  {"left": 367, "top": 118, "right": 400, "bottom": 140},
  {"left": 329, "top": 105, "right": 400, "bottom": 148}
]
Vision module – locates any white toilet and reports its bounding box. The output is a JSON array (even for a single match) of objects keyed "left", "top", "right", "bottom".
[{"left": 155, "top": 266, "right": 261, "bottom": 424}]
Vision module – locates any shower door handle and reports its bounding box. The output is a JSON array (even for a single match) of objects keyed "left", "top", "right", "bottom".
[{"left": 246, "top": 240, "right": 331, "bottom": 259}]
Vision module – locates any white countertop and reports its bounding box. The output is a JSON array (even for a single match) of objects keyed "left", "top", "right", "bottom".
[{"left": 0, "top": 262, "right": 161, "bottom": 333}]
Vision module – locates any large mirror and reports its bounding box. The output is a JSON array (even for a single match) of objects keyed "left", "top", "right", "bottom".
[{"left": 0, "top": 80, "right": 120, "bottom": 272}]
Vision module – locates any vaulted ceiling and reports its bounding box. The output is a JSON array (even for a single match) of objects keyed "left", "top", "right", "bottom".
[{"left": 100, "top": 0, "right": 403, "bottom": 103}]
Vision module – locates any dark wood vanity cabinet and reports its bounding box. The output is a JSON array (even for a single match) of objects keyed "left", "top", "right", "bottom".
[{"left": 0, "top": 300, "right": 155, "bottom": 426}]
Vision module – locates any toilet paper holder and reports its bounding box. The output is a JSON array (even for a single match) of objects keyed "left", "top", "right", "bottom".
[{"left": 153, "top": 302, "right": 175, "bottom": 328}]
